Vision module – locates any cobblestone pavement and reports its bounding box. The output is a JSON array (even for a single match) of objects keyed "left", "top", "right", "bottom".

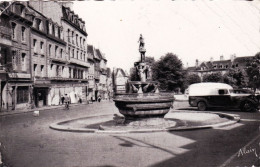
[{"left": 0, "top": 101, "right": 259, "bottom": 167}]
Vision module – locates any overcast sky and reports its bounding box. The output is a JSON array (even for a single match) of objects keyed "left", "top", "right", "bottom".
[{"left": 73, "top": 0, "right": 260, "bottom": 72}]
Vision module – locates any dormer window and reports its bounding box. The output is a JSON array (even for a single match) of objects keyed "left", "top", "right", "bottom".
[
  {"left": 58, "top": 27, "right": 61, "bottom": 39},
  {"left": 48, "top": 22, "right": 52, "bottom": 34},
  {"left": 52, "top": 24, "right": 55, "bottom": 36}
]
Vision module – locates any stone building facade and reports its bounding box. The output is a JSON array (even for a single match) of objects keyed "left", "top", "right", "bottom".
[
  {"left": 0, "top": 2, "right": 34, "bottom": 110},
  {"left": 0, "top": 1, "right": 111, "bottom": 111}
]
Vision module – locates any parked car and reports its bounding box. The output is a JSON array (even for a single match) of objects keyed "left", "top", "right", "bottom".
[{"left": 188, "top": 83, "right": 260, "bottom": 112}]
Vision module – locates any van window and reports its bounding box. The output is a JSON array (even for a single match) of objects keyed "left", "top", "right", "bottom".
[{"left": 218, "top": 89, "right": 228, "bottom": 95}]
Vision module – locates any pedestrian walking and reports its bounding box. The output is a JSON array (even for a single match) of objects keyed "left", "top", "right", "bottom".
[{"left": 64, "top": 94, "right": 70, "bottom": 110}]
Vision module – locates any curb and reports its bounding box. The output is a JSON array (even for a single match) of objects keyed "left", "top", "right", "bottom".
[
  {"left": 49, "top": 112, "right": 240, "bottom": 134},
  {"left": 0, "top": 102, "right": 91, "bottom": 117}
]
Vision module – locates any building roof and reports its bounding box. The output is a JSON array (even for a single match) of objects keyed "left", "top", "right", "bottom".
[
  {"left": 95, "top": 49, "right": 103, "bottom": 60},
  {"left": 187, "top": 55, "right": 254, "bottom": 72}
]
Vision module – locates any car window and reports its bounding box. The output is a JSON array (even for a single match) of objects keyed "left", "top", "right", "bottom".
[{"left": 218, "top": 89, "right": 228, "bottom": 95}]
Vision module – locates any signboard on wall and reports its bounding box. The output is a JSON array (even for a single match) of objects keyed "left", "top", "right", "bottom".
[{"left": 8, "top": 73, "right": 31, "bottom": 79}]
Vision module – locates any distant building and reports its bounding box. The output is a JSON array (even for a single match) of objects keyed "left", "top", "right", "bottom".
[
  {"left": 112, "top": 68, "right": 129, "bottom": 94},
  {"left": 186, "top": 55, "right": 254, "bottom": 79}
]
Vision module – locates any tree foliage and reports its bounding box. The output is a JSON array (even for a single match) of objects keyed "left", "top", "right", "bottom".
[
  {"left": 185, "top": 73, "right": 201, "bottom": 85},
  {"left": 202, "top": 72, "right": 223, "bottom": 82},
  {"left": 223, "top": 68, "right": 246, "bottom": 88},
  {"left": 246, "top": 52, "right": 260, "bottom": 91},
  {"left": 152, "top": 53, "right": 186, "bottom": 92}
]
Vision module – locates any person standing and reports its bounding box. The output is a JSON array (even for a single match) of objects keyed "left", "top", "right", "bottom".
[{"left": 64, "top": 94, "right": 70, "bottom": 109}]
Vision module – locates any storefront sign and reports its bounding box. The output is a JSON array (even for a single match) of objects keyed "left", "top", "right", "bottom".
[{"left": 8, "top": 73, "right": 31, "bottom": 79}]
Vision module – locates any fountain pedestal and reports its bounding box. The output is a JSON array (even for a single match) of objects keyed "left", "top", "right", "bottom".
[{"left": 113, "top": 34, "right": 174, "bottom": 120}]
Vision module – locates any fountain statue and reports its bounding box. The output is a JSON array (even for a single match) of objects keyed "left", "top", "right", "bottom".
[{"left": 113, "top": 34, "right": 175, "bottom": 119}]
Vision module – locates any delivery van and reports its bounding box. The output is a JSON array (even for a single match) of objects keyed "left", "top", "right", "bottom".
[{"left": 188, "top": 82, "right": 260, "bottom": 112}]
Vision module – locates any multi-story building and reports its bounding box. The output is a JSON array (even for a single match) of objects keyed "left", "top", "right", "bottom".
[
  {"left": 98, "top": 50, "right": 108, "bottom": 99},
  {"left": 112, "top": 68, "right": 129, "bottom": 93},
  {"left": 29, "top": 1, "right": 89, "bottom": 105},
  {"left": 0, "top": 2, "right": 34, "bottom": 110},
  {"left": 87, "top": 45, "right": 95, "bottom": 101},
  {"left": 0, "top": 1, "right": 111, "bottom": 110},
  {"left": 93, "top": 48, "right": 101, "bottom": 100},
  {"left": 187, "top": 55, "right": 254, "bottom": 79}
]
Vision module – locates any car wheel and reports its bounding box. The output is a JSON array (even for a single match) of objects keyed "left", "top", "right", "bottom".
[
  {"left": 241, "top": 101, "right": 256, "bottom": 112},
  {"left": 198, "top": 101, "right": 207, "bottom": 111}
]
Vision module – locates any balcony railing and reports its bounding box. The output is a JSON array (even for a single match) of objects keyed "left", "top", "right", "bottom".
[
  {"left": 69, "top": 58, "right": 90, "bottom": 68},
  {"left": 49, "top": 56, "right": 68, "bottom": 64}
]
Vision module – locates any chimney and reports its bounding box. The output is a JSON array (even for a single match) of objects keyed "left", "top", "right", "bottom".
[
  {"left": 220, "top": 55, "right": 224, "bottom": 61},
  {"left": 210, "top": 57, "right": 213, "bottom": 62},
  {"left": 230, "top": 54, "right": 236, "bottom": 62},
  {"left": 195, "top": 59, "right": 199, "bottom": 67}
]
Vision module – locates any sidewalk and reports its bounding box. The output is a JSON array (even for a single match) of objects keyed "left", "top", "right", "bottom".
[{"left": 0, "top": 102, "right": 94, "bottom": 117}]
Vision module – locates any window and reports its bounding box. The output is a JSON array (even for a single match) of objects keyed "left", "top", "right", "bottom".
[
  {"left": 11, "top": 22, "right": 16, "bottom": 39},
  {"left": 35, "top": 18, "right": 42, "bottom": 30},
  {"left": 68, "top": 47, "right": 70, "bottom": 57},
  {"left": 55, "top": 46, "right": 58, "bottom": 57},
  {"left": 34, "top": 64, "right": 37, "bottom": 76},
  {"left": 40, "top": 42, "right": 44, "bottom": 54},
  {"left": 41, "top": 65, "right": 44, "bottom": 77},
  {"left": 56, "top": 65, "right": 60, "bottom": 77},
  {"left": 21, "top": 53, "right": 26, "bottom": 71},
  {"left": 49, "top": 44, "right": 52, "bottom": 56},
  {"left": 69, "top": 67, "right": 71, "bottom": 78},
  {"left": 12, "top": 50, "right": 17, "bottom": 70},
  {"left": 72, "top": 31, "right": 74, "bottom": 44},
  {"left": 236, "top": 64, "right": 238, "bottom": 67},
  {"left": 21, "top": 26, "right": 26, "bottom": 41},
  {"left": 80, "top": 37, "right": 82, "bottom": 48},
  {"left": 218, "top": 89, "right": 228, "bottom": 95},
  {"left": 17, "top": 86, "right": 29, "bottom": 104},
  {"left": 60, "top": 49, "right": 63, "bottom": 58},
  {"left": 52, "top": 24, "right": 55, "bottom": 36},
  {"left": 67, "top": 29, "right": 70, "bottom": 42},
  {"left": 76, "top": 34, "right": 78, "bottom": 46},
  {"left": 72, "top": 49, "right": 74, "bottom": 58},
  {"left": 58, "top": 27, "right": 61, "bottom": 39},
  {"left": 33, "top": 39, "right": 37, "bottom": 53},
  {"left": 77, "top": 51, "right": 78, "bottom": 59}
]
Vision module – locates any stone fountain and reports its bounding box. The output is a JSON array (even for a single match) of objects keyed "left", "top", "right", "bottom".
[
  {"left": 113, "top": 34, "right": 175, "bottom": 120},
  {"left": 49, "top": 34, "right": 240, "bottom": 133}
]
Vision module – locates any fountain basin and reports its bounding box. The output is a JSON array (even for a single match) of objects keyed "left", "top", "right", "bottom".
[
  {"left": 49, "top": 111, "right": 240, "bottom": 133},
  {"left": 113, "top": 93, "right": 174, "bottom": 119}
]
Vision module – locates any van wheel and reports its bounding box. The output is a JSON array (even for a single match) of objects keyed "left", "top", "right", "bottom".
[
  {"left": 198, "top": 101, "right": 207, "bottom": 111},
  {"left": 241, "top": 101, "right": 256, "bottom": 112}
]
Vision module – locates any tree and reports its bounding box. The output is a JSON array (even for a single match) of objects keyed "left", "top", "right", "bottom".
[
  {"left": 186, "top": 73, "right": 201, "bottom": 85},
  {"left": 223, "top": 68, "right": 246, "bottom": 88},
  {"left": 129, "top": 56, "right": 155, "bottom": 81},
  {"left": 152, "top": 53, "right": 186, "bottom": 92},
  {"left": 202, "top": 72, "right": 223, "bottom": 82},
  {"left": 246, "top": 52, "right": 260, "bottom": 91}
]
